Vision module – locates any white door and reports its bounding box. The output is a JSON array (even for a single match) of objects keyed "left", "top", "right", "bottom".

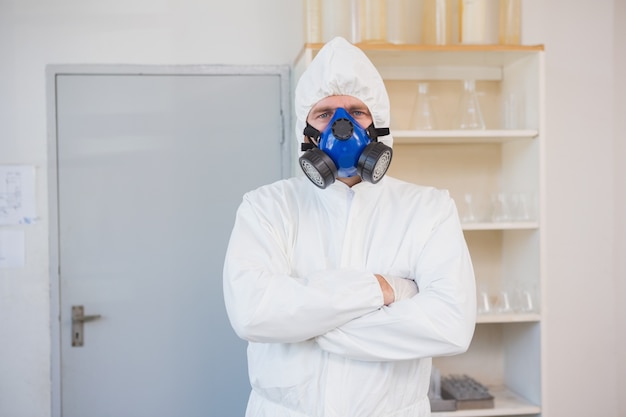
[{"left": 49, "top": 67, "right": 290, "bottom": 417}]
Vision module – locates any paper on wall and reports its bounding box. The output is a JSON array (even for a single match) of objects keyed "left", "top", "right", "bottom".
[
  {"left": 0, "top": 229, "right": 25, "bottom": 268},
  {"left": 0, "top": 165, "right": 37, "bottom": 225}
]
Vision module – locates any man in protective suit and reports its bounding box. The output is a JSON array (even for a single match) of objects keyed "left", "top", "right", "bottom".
[{"left": 223, "top": 37, "right": 476, "bottom": 417}]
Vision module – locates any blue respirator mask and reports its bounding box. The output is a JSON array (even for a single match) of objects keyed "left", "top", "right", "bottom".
[{"left": 299, "top": 108, "right": 393, "bottom": 189}]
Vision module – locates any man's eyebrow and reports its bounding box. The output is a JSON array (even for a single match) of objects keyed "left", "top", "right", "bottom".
[
  {"left": 311, "top": 105, "right": 369, "bottom": 113},
  {"left": 347, "top": 105, "right": 370, "bottom": 113},
  {"left": 310, "top": 105, "right": 335, "bottom": 114}
]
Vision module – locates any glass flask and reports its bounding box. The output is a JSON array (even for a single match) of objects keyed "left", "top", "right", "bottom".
[
  {"left": 410, "top": 82, "right": 435, "bottom": 130},
  {"left": 456, "top": 79, "right": 485, "bottom": 130}
]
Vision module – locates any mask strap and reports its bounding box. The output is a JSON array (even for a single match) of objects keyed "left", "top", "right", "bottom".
[
  {"left": 376, "top": 127, "right": 390, "bottom": 136},
  {"left": 303, "top": 122, "right": 389, "bottom": 150},
  {"left": 302, "top": 123, "right": 321, "bottom": 151},
  {"left": 304, "top": 123, "right": 320, "bottom": 141},
  {"left": 367, "top": 125, "right": 390, "bottom": 141}
]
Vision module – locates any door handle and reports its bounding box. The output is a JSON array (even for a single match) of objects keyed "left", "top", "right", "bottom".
[
  {"left": 73, "top": 313, "right": 102, "bottom": 323},
  {"left": 71, "top": 305, "right": 102, "bottom": 347}
]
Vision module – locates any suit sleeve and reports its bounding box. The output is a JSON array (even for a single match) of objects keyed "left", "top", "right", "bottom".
[
  {"left": 223, "top": 193, "right": 386, "bottom": 344},
  {"left": 315, "top": 195, "right": 477, "bottom": 361}
]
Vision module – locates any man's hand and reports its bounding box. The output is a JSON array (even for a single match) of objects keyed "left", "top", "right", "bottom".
[
  {"left": 375, "top": 274, "right": 395, "bottom": 305},
  {"left": 375, "top": 274, "right": 419, "bottom": 306}
]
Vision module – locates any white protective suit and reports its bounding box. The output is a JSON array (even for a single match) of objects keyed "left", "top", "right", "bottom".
[{"left": 223, "top": 37, "right": 476, "bottom": 417}]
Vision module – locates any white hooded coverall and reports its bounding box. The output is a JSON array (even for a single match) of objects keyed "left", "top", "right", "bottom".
[{"left": 223, "top": 37, "right": 476, "bottom": 417}]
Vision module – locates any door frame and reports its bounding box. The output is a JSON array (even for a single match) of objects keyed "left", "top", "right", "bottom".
[{"left": 45, "top": 64, "right": 292, "bottom": 417}]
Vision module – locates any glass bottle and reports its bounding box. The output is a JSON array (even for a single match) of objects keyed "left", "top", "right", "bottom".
[
  {"left": 410, "top": 82, "right": 435, "bottom": 130},
  {"left": 499, "top": 0, "right": 521, "bottom": 45},
  {"left": 422, "top": 0, "right": 454, "bottom": 45},
  {"left": 305, "top": 0, "right": 322, "bottom": 43},
  {"left": 322, "top": 0, "right": 357, "bottom": 42},
  {"left": 460, "top": 0, "right": 499, "bottom": 44},
  {"left": 360, "top": 0, "right": 386, "bottom": 43},
  {"left": 386, "top": 0, "right": 405, "bottom": 44},
  {"left": 386, "top": 0, "right": 422, "bottom": 44},
  {"left": 456, "top": 80, "right": 485, "bottom": 130}
]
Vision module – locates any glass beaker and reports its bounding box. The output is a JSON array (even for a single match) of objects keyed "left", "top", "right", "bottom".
[
  {"left": 501, "top": 91, "right": 524, "bottom": 129},
  {"left": 456, "top": 79, "right": 485, "bottom": 130},
  {"left": 410, "top": 82, "right": 435, "bottom": 130},
  {"left": 477, "top": 291, "right": 492, "bottom": 314},
  {"left": 497, "top": 290, "right": 513, "bottom": 313},
  {"left": 461, "top": 193, "right": 477, "bottom": 223},
  {"left": 491, "top": 192, "right": 510, "bottom": 222}
]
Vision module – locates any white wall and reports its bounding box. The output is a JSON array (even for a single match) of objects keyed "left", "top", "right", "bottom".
[
  {"left": 0, "top": 2, "right": 303, "bottom": 417},
  {"left": 523, "top": 0, "right": 621, "bottom": 416},
  {"left": 613, "top": 0, "right": 625, "bottom": 408},
  {"left": 0, "top": 0, "right": 623, "bottom": 416}
]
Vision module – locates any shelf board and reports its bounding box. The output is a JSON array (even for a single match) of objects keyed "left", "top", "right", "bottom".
[
  {"left": 476, "top": 313, "right": 541, "bottom": 324},
  {"left": 302, "top": 43, "right": 545, "bottom": 71},
  {"left": 304, "top": 43, "right": 545, "bottom": 53},
  {"left": 462, "top": 222, "right": 539, "bottom": 231},
  {"left": 393, "top": 129, "right": 539, "bottom": 144},
  {"left": 433, "top": 386, "right": 541, "bottom": 417}
]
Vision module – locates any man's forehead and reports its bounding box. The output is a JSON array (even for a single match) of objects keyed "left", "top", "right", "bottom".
[{"left": 310, "top": 95, "right": 369, "bottom": 111}]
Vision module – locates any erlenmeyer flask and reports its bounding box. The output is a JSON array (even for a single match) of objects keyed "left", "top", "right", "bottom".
[
  {"left": 410, "top": 82, "right": 435, "bottom": 130},
  {"left": 456, "top": 79, "right": 485, "bottom": 129}
]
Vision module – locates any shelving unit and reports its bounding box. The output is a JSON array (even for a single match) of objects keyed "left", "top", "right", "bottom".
[
  {"left": 294, "top": 42, "right": 544, "bottom": 417},
  {"left": 392, "top": 129, "right": 539, "bottom": 144},
  {"left": 476, "top": 313, "right": 541, "bottom": 324},
  {"left": 462, "top": 222, "right": 538, "bottom": 231},
  {"left": 433, "top": 386, "right": 541, "bottom": 417}
]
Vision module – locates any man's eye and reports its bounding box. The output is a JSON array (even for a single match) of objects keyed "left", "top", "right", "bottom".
[{"left": 318, "top": 111, "right": 331, "bottom": 119}]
